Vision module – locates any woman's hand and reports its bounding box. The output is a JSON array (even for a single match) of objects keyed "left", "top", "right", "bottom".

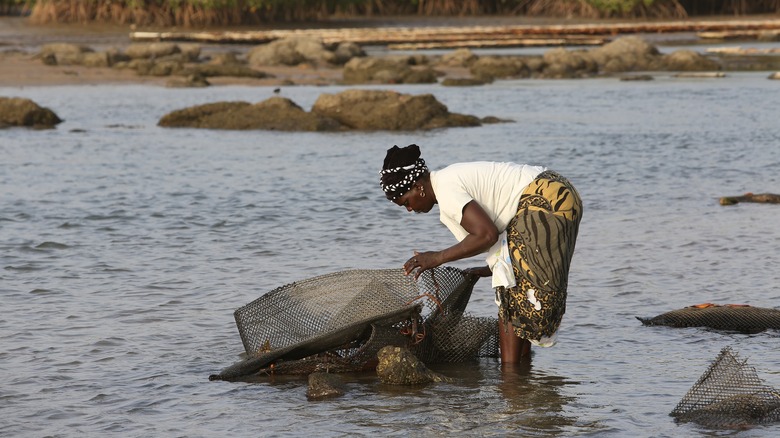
[{"left": 404, "top": 251, "right": 442, "bottom": 280}]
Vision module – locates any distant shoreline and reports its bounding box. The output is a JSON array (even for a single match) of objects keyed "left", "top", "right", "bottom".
[{"left": 1, "top": 15, "right": 779, "bottom": 88}]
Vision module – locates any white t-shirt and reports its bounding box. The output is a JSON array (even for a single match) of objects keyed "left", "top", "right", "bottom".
[{"left": 430, "top": 161, "right": 545, "bottom": 242}]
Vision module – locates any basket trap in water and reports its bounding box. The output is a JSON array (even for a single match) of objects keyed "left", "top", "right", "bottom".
[
  {"left": 210, "top": 266, "right": 499, "bottom": 381},
  {"left": 671, "top": 346, "right": 780, "bottom": 428}
]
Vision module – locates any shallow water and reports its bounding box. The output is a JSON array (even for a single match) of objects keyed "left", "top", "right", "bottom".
[{"left": 2, "top": 73, "right": 780, "bottom": 437}]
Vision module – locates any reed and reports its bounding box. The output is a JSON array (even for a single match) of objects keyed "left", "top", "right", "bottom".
[{"left": 15, "top": 0, "right": 780, "bottom": 25}]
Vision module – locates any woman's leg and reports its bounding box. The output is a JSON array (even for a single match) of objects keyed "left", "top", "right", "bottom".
[{"left": 499, "top": 317, "right": 531, "bottom": 364}]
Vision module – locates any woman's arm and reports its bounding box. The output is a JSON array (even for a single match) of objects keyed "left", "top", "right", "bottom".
[{"left": 404, "top": 200, "right": 498, "bottom": 279}]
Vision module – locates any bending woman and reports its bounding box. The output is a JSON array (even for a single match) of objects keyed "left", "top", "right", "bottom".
[{"left": 379, "top": 144, "right": 582, "bottom": 363}]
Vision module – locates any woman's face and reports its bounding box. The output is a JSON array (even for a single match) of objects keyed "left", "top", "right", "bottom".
[{"left": 393, "top": 184, "right": 433, "bottom": 214}]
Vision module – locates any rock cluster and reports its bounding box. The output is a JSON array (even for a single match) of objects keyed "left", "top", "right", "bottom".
[
  {"left": 460, "top": 36, "right": 721, "bottom": 81},
  {"left": 158, "top": 89, "right": 506, "bottom": 131},
  {"left": 37, "top": 36, "right": 366, "bottom": 87}
]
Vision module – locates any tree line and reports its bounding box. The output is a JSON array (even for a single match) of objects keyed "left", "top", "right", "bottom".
[{"left": 1, "top": 0, "right": 778, "bottom": 26}]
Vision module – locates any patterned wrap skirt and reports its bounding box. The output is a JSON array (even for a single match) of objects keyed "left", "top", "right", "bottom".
[{"left": 496, "top": 170, "right": 583, "bottom": 346}]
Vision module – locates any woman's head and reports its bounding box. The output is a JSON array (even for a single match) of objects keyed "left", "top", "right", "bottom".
[
  {"left": 380, "top": 144, "right": 434, "bottom": 213},
  {"left": 380, "top": 144, "right": 428, "bottom": 200}
]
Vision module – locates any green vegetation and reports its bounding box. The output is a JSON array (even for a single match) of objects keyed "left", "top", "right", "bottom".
[{"left": 1, "top": 0, "right": 778, "bottom": 26}]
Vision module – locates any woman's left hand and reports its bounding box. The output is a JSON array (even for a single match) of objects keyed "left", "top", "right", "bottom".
[{"left": 404, "top": 251, "right": 441, "bottom": 280}]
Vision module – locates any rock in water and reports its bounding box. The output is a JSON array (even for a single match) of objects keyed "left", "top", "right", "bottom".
[
  {"left": 376, "top": 345, "right": 450, "bottom": 385},
  {"left": 306, "top": 372, "right": 345, "bottom": 400}
]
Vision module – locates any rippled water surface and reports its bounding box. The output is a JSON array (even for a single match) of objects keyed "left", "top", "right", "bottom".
[{"left": 2, "top": 74, "right": 780, "bottom": 437}]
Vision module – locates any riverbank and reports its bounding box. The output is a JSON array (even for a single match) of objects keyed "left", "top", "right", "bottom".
[{"left": 2, "top": 14, "right": 780, "bottom": 87}]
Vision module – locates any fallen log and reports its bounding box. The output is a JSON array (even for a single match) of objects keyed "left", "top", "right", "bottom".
[
  {"left": 388, "top": 37, "right": 605, "bottom": 50},
  {"left": 699, "top": 29, "right": 780, "bottom": 39},
  {"left": 706, "top": 46, "right": 780, "bottom": 55},
  {"left": 719, "top": 192, "right": 780, "bottom": 205},
  {"left": 130, "top": 18, "right": 780, "bottom": 46}
]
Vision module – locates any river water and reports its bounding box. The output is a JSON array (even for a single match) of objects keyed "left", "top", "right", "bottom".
[{"left": 2, "top": 72, "right": 780, "bottom": 437}]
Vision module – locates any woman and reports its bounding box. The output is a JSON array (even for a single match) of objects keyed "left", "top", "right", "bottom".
[{"left": 380, "top": 144, "right": 582, "bottom": 363}]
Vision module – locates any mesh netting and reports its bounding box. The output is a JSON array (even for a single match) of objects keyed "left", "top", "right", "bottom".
[
  {"left": 671, "top": 347, "right": 780, "bottom": 428},
  {"left": 637, "top": 304, "right": 780, "bottom": 334},
  {"left": 210, "top": 266, "right": 499, "bottom": 381}
]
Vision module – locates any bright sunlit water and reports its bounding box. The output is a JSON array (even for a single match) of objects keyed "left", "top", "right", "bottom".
[{"left": 2, "top": 73, "right": 780, "bottom": 437}]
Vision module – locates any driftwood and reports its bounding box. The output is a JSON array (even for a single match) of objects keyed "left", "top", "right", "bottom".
[
  {"left": 706, "top": 46, "right": 780, "bottom": 55},
  {"left": 129, "top": 18, "right": 780, "bottom": 47},
  {"left": 699, "top": 30, "right": 780, "bottom": 39},
  {"left": 719, "top": 193, "right": 780, "bottom": 206},
  {"left": 388, "top": 37, "right": 605, "bottom": 50}
]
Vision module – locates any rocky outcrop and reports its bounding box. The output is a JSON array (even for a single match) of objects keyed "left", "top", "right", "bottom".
[
  {"left": 0, "top": 97, "right": 62, "bottom": 128},
  {"left": 311, "top": 89, "right": 482, "bottom": 130},
  {"left": 462, "top": 35, "right": 721, "bottom": 80},
  {"left": 246, "top": 36, "right": 362, "bottom": 67},
  {"left": 159, "top": 90, "right": 497, "bottom": 131},
  {"left": 38, "top": 41, "right": 271, "bottom": 81},
  {"left": 376, "top": 346, "right": 450, "bottom": 385},
  {"left": 468, "top": 56, "right": 529, "bottom": 80},
  {"left": 541, "top": 47, "right": 598, "bottom": 78},
  {"left": 342, "top": 56, "right": 438, "bottom": 84},
  {"left": 157, "top": 97, "right": 342, "bottom": 131}
]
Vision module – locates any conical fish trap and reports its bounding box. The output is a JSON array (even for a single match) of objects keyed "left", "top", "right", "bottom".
[
  {"left": 671, "top": 347, "right": 780, "bottom": 428},
  {"left": 210, "top": 266, "right": 499, "bottom": 380}
]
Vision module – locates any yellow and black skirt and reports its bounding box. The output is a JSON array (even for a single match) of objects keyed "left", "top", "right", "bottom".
[{"left": 497, "top": 170, "right": 583, "bottom": 345}]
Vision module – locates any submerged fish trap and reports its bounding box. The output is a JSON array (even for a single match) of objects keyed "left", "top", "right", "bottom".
[{"left": 210, "top": 266, "right": 499, "bottom": 381}]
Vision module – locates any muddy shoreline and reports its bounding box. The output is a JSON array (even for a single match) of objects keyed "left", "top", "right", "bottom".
[{"left": 2, "top": 15, "right": 779, "bottom": 87}]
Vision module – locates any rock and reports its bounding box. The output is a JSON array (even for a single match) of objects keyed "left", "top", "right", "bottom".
[
  {"left": 673, "top": 72, "right": 726, "bottom": 78},
  {"left": 342, "top": 56, "right": 437, "bottom": 84},
  {"left": 311, "top": 89, "right": 481, "bottom": 130},
  {"left": 124, "top": 42, "right": 181, "bottom": 60},
  {"left": 38, "top": 43, "right": 92, "bottom": 66},
  {"left": 540, "top": 47, "right": 598, "bottom": 79},
  {"left": 437, "top": 48, "right": 478, "bottom": 67},
  {"left": 166, "top": 73, "right": 210, "bottom": 88},
  {"left": 588, "top": 35, "right": 663, "bottom": 72},
  {"left": 662, "top": 50, "right": 720, "bottom": 71},
  {"left": 768, "top": 72, "right": 780, "bottom": 80},
  {"left": 620, "top": 74, "right": 654, "bottom": 81},
  {"left": 376, "top": 346, "right": 450, "bottom": 385},
  {"left": 178, "top": 44, "right": 202, "bottom": 62},
  {"left": 441, "top": 77, "right": 490, "bottom": 86},
  {"left": 157, "top": 91, "right": 491, "bottom": 132},
  {"left": 332, "top": 42, "right": 365, "bottom": 65},
  {"left": 81, "top": 52, "right": 111, "bottom": 68},
  {"left": 306, "top": 372, "right": 346, "bottom": 400},
  {"left": 208, "top": 52, "right": 243, "bottom": 66},
  {"left": 132, "top": 59, "right": 184, "bottom": 76},
  {"left": 0, "top": 97, "right": 62, "bottom": 128},
  {"left": 247, "top": 36, "right": 336, "bottom": 67},
  {"left": 468, "top": 56, "right": 529, "bottom": 80},
  {"left": 158, "top": 97, "right": 343, "bottom": 131},
  {"left": 180, "top": 64, "right": 270, "bottom": 79}
]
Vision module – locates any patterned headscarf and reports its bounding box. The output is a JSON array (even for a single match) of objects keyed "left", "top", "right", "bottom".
[{"left": 379, "top": 144, "right": 429, "bottom": 201}]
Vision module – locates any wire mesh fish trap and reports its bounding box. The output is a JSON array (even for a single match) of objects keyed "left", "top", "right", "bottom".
[
  {"left": 671, "top": 347, "right": 780, "bottom": 428},
  {"left": 638, "top": 303, "right": 780, "bottom": 334},
  {"left": 210, "top": 266, "right": 499, "bottom": 381}
]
